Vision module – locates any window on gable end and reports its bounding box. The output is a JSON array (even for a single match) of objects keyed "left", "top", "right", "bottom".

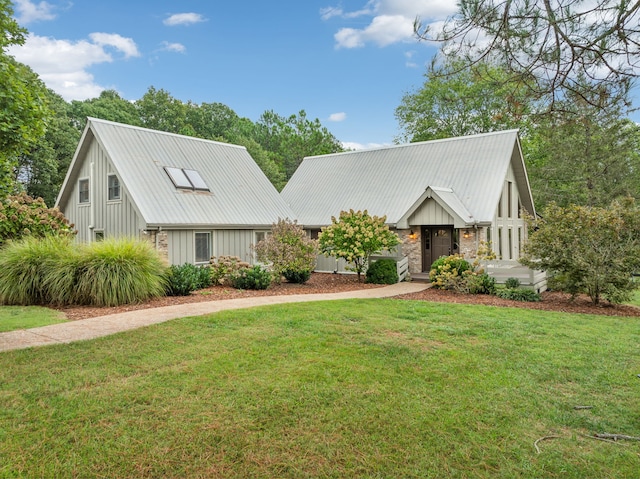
[
  {"left": 108, "top": 174, "right": 121, "bottom": 201},
  {"left": 79, "top": 178, "right": 89, "bottom": 204}
]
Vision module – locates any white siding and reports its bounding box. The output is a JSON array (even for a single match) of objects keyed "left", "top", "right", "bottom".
[{"left": 408, "top": 198, "right": 455, "bottom": 226}]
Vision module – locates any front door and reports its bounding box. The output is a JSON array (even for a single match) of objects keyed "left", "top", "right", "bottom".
[{"left": 421, "top": 226, "right": 454, "bottom": 271}]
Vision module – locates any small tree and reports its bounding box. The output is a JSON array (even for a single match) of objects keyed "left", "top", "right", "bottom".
[
  {"left": 253, "top": 218, "right": 317, "bottom": 283},
  {"left": 318, "top": 209, "right": 400, "bottom": 282},
  {"left": 520, "top": 198, "right": 640, "bottom": 304},
  {"left": 0, "top": 192, "right": 75, "bottom": 246}
]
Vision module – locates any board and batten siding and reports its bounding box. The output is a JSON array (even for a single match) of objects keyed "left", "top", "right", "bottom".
[
  {"left": 167, "top": 229, "right": 258, "bottom": 265},
  {"left": 407, "top": 198, "right": 455, "bottom": 226},
  {"left": 488, "top": 162, "right": 528, "bottom": 260},
  {"left": 64, "top": 140, "right": 144, "bottom": 242}
]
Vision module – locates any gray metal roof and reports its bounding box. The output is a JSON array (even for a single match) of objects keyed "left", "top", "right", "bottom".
[
  {"left": 281, "top": 130, "right": 535, "bottom": 227},
  {"left": 58, "top": 118, "right": 297, "bottom": 227}
]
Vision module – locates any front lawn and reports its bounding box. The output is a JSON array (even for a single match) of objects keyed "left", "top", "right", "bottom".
[
  {"left": 1, "top": 299, "right": 638, "bottom": 478},
  {"left": 0, "top": 306, "right": 67, "bottom": 332}
]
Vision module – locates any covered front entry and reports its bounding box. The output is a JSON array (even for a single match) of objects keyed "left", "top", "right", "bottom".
[{"left": 421, "top": 226, "right": 456, "bottom": 272}]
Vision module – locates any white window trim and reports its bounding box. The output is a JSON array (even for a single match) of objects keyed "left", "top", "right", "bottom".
[
  {"left": 78, "top": 177, "right": 90, "bottom": 205},
  {"left": 107, "top": 174, "right": 121, "bottom": 202},
  {"left": 194, "top": 231, "right": 212, "bottom": 264}
]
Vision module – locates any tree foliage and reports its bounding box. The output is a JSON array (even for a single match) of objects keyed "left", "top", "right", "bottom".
[
  {"left": 520, "top": 198, "right": 640, "bottom": 304},
  {"left": 1, "top": 1, "right": 50, "bottom": 194},
  {"left": 254, "top": 218, "right": 317, "bottom": 283},
  {"left": 0, "top": 192, "right": 75, "bottom": 246},
  {"left": 526, "top": 96, "right": 640, "bottom": 208},
  {"left": 396, "top": 58, "right": 532, "bottom": 142},
  {"left": 318, "top": 210, "right": 400, "bottom": 282},
  {"left": 415, "top": 0, "right": 640, "bottom": 111}
]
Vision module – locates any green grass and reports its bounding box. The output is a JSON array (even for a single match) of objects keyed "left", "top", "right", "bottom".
[
  {"left": 627, "top": 289, "right": 640, "bottom": 307},
  {"left": 0, "top": 306, "right": 67, "bottom": 332},
  {"left": 1, "top": 299, "right": 638, "bottom": 478}
]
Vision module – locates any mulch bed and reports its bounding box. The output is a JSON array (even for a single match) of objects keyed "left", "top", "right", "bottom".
[{"left": 54, "top": 273, "right": 640, "bottom": 321}]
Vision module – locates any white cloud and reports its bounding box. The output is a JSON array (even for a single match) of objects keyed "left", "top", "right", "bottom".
[
  {"left": 12, "top": 0, "right": 56, "bottom": 24},
  {"left": 163, "top": 13, "right": 207, "bottom": 26},
  {"left": 324, "top": 0, "right": 458, "bottom": 48},
  {"left": 8, "top": 33, "right": 140, "bottom": 101},
  {"left": 328, "top": 112, "right": 347, "bottom": 122},
  {"left": 159, "top": 41, "right": 186, "bottom": 53},
  {"left": 342, "top": 141, "right": 389, "bottom": 150},
  {"left": 89, "top": 33, "right": 140, "bottom": 58}
]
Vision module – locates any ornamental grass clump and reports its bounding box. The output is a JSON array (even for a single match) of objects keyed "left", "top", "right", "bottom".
[
  {"left": 0, "top": 235, "right": 76, "bottom": 305},
  {"left": 254, "top": 219, "right": 317, "bottom": 284},
  {"left": 75, "top": 238, "right": 167, "bottom": 307},
  {"left": 319, "top": 209, "right": 400, "bottom": 282}
]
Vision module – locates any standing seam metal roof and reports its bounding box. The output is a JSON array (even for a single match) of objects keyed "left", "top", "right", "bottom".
[
  {"left": 281, "top": 130, "right": 533, "bottom": 226},
  {"left": 60, "top": 118, "right": 296, "bottom": 227}
]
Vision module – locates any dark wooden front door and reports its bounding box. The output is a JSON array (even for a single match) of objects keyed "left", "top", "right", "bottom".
[{"left": 422, "top": 226, "right": 454, "bottom": 271}]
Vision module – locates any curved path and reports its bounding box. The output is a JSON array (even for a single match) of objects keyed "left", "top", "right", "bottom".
[{"left": 0, "top": 282, "right": 429, "bottom": 352}]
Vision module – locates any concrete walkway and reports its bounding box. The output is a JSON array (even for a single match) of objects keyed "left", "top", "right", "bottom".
[{"left": 0, "top": 282, "right": 429, "bottom": 352}]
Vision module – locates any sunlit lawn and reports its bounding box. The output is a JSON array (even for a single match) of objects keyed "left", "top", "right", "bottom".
[
  {"left": 0, "top": 306, "right": 67, "bottom": 332},
  {"left": 1, "top": 299, "right": 638, "bottom": 478}
]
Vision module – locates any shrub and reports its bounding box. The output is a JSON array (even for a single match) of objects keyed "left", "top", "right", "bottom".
[
  {"left": 496, "top": 288, "right": 541, "bottom": 302},
  {"left": 165, "top": 263, "right": 211, "bottom": 296},
  {"left": 231, "top": 265, "right": 272, "bottom": 290},
  {"left": 254, "top": 219, "right": 317, "bottom": 284},
  {"left": 465, "top": 272, "right": 497, "bottom": 295},
  {"left": 319, "top": 209, "right": 400, "bottom": 282},
  {"left": 0, "top": 192, "right": 75, "bottom": 246},
  {"left": 429, "top": 255, "right": 472, "bottom": 289},
  {"left": 282, "top": 269, "right": 312, "bottom": 284},
  {"left": 0, "top": 235, "right": 75, "bottom": 305},
  {"left": 75, "top": 238, "right": 167, "bottom": 306},
  {"left": 209, "top": 256, "right": 249, "bottom": 285},
  {"left": 505, "top": 277, "right": 521, "bottom": 289},
  {"left": 365, "top": 258, "right": 399, "bottom": 284}
]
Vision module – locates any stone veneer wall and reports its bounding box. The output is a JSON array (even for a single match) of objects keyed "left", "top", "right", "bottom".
[
  {"left": 142, "top": 230, "right": 169, "bottom": 263},
  {"left": 458, "top": 227, "right": 487, "bottom": 259},
  {"left": 398, "top": 228, "right": 422, "bottom": 274}
]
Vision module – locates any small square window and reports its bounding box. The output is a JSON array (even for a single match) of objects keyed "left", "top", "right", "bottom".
[
  {"left": 79, "top": 178, "right": 89, "bottom": 204},
  {"left": 195, "top": 232, "right": 211, "bottom": 263},
  {"left": 94, "top": 231, "right": 104, "bottom": 242},
  {"left": 108, "top": 174, "right": 120, "bottom": 200}
]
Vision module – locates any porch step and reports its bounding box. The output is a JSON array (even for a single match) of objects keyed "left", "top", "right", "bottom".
[{"left": 410, "top": 272, "right": 430, "bottom": 283}]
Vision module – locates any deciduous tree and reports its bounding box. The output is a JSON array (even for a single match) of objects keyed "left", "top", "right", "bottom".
[
  {"left": 318, "top": 210, "right": 400, "bottom": 282},
  {"left": 520, "top": 199, "right": 640, "bottom": 304}
]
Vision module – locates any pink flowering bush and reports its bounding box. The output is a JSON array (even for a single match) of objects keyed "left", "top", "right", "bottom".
[
  {"left": 0, "top": 192, "right": 75, "bottom": 246},
  {"left": 254, "top": 219, "right": 317, "bottom": 283},
  {"left": 318, "top": 209, "right": 400, "bottom": 281}
]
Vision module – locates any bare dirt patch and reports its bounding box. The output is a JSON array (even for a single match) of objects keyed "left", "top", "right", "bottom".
[{"left": 54, "top": 273, "right": 640, "bottom": 321}]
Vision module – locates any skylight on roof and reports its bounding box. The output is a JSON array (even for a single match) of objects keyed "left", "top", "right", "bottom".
[
  {"left": 183, "top": 169, "right": 209, "bottom": 191},
  {"left": 164, "top": 167, "right": 209, "bottom": 191}
]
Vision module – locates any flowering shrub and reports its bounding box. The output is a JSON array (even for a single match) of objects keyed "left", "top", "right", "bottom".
[
  {"left": 253, "top": 219, "right": 317, "bottom": 284},
  {"left": 209, "top": 256, "right": 249, "bottom": 285},
  {"left": 318, "top": 209, "right": 400, "bottom": 281},
  {"left": 0, "top": 192, "right": 75, "bottom": 246},
  {"left": 429, "top": 254, "right": 495, "bottom": 294},
  {"left": 365, "top": 258, "right": 398, "bottom": 284},
  {"left": 231, "top": 265, "right": 272, "bottom": 290}
]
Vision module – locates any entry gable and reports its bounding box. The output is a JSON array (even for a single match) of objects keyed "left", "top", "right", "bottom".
[{"left": 397, "top": 187, "right": 475, "bottom": 229}]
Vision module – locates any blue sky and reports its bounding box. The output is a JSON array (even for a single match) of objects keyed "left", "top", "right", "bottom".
[{"left": 8, "top": 0, "right": 459, "bottom": 149}]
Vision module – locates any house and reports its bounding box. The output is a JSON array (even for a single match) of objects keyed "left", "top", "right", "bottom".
[
  {"left": 281, "top": 130, "right": 541, "bottom": 284},
  {"left": 55, "top": 118, "right": 297, "bottom": 265}
]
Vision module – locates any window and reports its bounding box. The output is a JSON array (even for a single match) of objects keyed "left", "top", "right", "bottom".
[
  {"left": 94, "top": 231, "right": 104, "bottom": 242},
  {"left": 195, "top": 232, "right": 211, "bottom": 263},
  {"left": 507, "top": 181, "right": 513, "bottom": 218},
  {"left": 508, "top": 228, "right": 513, "bottom": 260},
  {"left": 497, "top": 193, "right": 503, "bottom": 218},
  {"left": 498, "top": 227, "right": 503, "bottom": 258},
  {"left": 165, "top": 167, "right": 209, "bottom": 191},
  {"left": 108, "top": 174, "right": 120, "bottom": 201},
  {"left": 254, "top": 231, "right": 270, "bottom": 244},
  {"left": 79, "top": 178, "right": 89, "bottom": 204}
]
